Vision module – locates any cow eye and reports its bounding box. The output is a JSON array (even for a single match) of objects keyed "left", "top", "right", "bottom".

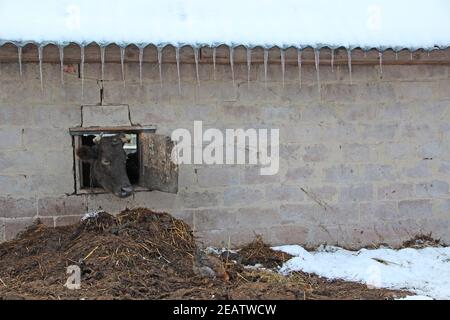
[{"left": 101, "top": 159, "right": 111, "bottom": 166}]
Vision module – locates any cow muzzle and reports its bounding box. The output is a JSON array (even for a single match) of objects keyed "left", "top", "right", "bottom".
[{"left": 119, "top": 185, "right": 133, "bottom": 198}]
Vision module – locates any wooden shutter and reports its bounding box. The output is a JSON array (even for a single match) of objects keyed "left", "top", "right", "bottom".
[{"left": 139, "top": 133, "right": 178, "bottom": 193}]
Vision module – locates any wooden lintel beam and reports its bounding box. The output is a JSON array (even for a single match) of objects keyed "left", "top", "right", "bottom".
[
  {"left": 1, "top": 43, "right": 450, "bottom": 65},
  {"left": 69, "top": 125, "right": 157, "bottom": 135}
]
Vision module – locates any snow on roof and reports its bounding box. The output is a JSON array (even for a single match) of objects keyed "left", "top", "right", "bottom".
[{"left": 1, "top": 0, "right": 450, "bottom": 50}]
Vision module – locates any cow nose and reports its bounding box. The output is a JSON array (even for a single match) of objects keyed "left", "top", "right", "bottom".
[{"left": 121, "top": 185, "right": 133, "bottom": 197}]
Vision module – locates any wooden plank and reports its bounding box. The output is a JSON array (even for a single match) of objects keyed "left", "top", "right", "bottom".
[
  {"left": 69, "top": 125, "right": 156, "bottom": 135},
  {"left": 0, "top": 42, "right": 194, "bottom": 64},
  {"left": 73, "top": 135, "right": 83, "bottom": 194},
  {"left": 139, "top": 133, "right": 178, "bottom": 193},
  {"left": 1, "top": 42, "right": 450, "bottom": 65}
]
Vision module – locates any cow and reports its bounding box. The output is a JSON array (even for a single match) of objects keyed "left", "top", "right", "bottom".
[{"left": 76, "top": 133, "right": 134, "bottom": 198}]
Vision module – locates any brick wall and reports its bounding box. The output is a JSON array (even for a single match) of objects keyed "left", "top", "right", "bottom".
[{"left": 1, "top": 58, "right": 450, "bottom": 248}]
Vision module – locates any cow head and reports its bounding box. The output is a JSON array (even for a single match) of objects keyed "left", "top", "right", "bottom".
[{"left": 77, "top": 133, "right": 133, "bottom": 198}]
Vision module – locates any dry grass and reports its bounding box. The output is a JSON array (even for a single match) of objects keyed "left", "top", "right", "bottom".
[
  {"left": 402, "top": 233, "right": 442, "bottom": 249},
  {"left": 239, "top": 235, "right": 292, "bottom": 268}
]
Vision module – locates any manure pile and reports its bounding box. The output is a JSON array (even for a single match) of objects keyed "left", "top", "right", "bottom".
[{"left": 0, "top": 208, "right": 408, "bottom": 300}]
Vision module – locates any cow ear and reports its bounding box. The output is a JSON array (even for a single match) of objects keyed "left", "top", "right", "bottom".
[
  {"left": 119, "top": 133, "right": 131, "bottom": 144},
  {"left": 76, "top": 146, "right": 98, "bottom": 161}
]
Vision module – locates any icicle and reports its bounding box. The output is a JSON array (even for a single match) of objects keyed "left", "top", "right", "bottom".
[
  {"left": 229, "top": 46, "right": 235, "bottom": 86},
  {"left": 314, "top": 49, "right": 321, "bottom": 96},
  {"left": 347, "top": 49, "right": 353, "bottom": 85},
  {"left": 38, "top": 45, "right": 44, "bottom": 93},
  {"left": 213, "top": 47, "right": 217, "bottom": 81},
  {"left": 331, "top": 48, "right": 335, "bottom": 73},
  {"left": 194, "top": 47, "right": 200, "bottom": 87},
  {"left": 80, "top": 45, "right": 85, "bottom": 99},
  {"left": 17, "top": 46, "right": 23, "bottom": 77},
  {"left": 263, "top": 48, "right": 269, "bottom": 88},
  {"left": 120, "top": 47, "right": 125, "bottom": 87},
  {"left": 59, "top": 45, "right": 64, "bottom": 86},
  {"left": 100, "top": 46, "right": 106, "bottom": 80},
  {"left": 246, "top": 47, "right": 251, "bottom": 88},
  {"left": 138, "top": 46, "right": 144, "bottom": 86},
  {"left": 175, "top": 46, "right": 181, "bottom": 94},
  {"left": 378, "top": 51, "right": 383, "bottom": 75},
  {"left": 410, "top": 51, "right": 413, "bottom": 61},
  {"left": 157, "top": 46, "right": 163, "bottom": 88},
  {"left": 297, "top": 48, "right": 302, "bottom": 89},
  {"left": 280, "top": 48, "right": 286, "bottom": 88}
]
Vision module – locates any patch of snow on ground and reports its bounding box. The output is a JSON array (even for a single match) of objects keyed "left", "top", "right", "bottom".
[
  {"left": 244, "top": 264, "right": 266, "bottom": 270},
  {"left": 273, "top": 245, "right": 450, "bottom": 300},
  {"left": 81, "top": 210, "right": 104, "bottom": 221},
  {"left": 204, "top": 247, "right": 238, "bottom": 255},
  {"left": 397, "top": 295, "right": 434, "bottom": 300}
]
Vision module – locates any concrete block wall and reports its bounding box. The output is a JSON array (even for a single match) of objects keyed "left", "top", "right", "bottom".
[{"left": 1, "top": 59, "right": 450, "bottom": 248}]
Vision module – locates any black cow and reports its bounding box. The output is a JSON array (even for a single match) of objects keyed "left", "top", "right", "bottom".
[{"left": 77, "top": 134, "right": 133, "bottom": 198}]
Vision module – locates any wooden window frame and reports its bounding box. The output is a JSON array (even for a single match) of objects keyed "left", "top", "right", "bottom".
[{"left": 70, "top": 125, "right": 156, "bottom": 195}]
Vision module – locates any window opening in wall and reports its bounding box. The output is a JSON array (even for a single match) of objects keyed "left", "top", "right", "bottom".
[
  {"left": 79, "top": 133, "right": 139, "bottom": 189},
  {"left": 70, "top": 126, "right": 178, "bottom": 196}
]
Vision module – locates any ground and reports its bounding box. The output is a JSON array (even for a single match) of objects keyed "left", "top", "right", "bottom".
[{"left": 0, "top": 208, "right": 411, "bottom": 300}]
